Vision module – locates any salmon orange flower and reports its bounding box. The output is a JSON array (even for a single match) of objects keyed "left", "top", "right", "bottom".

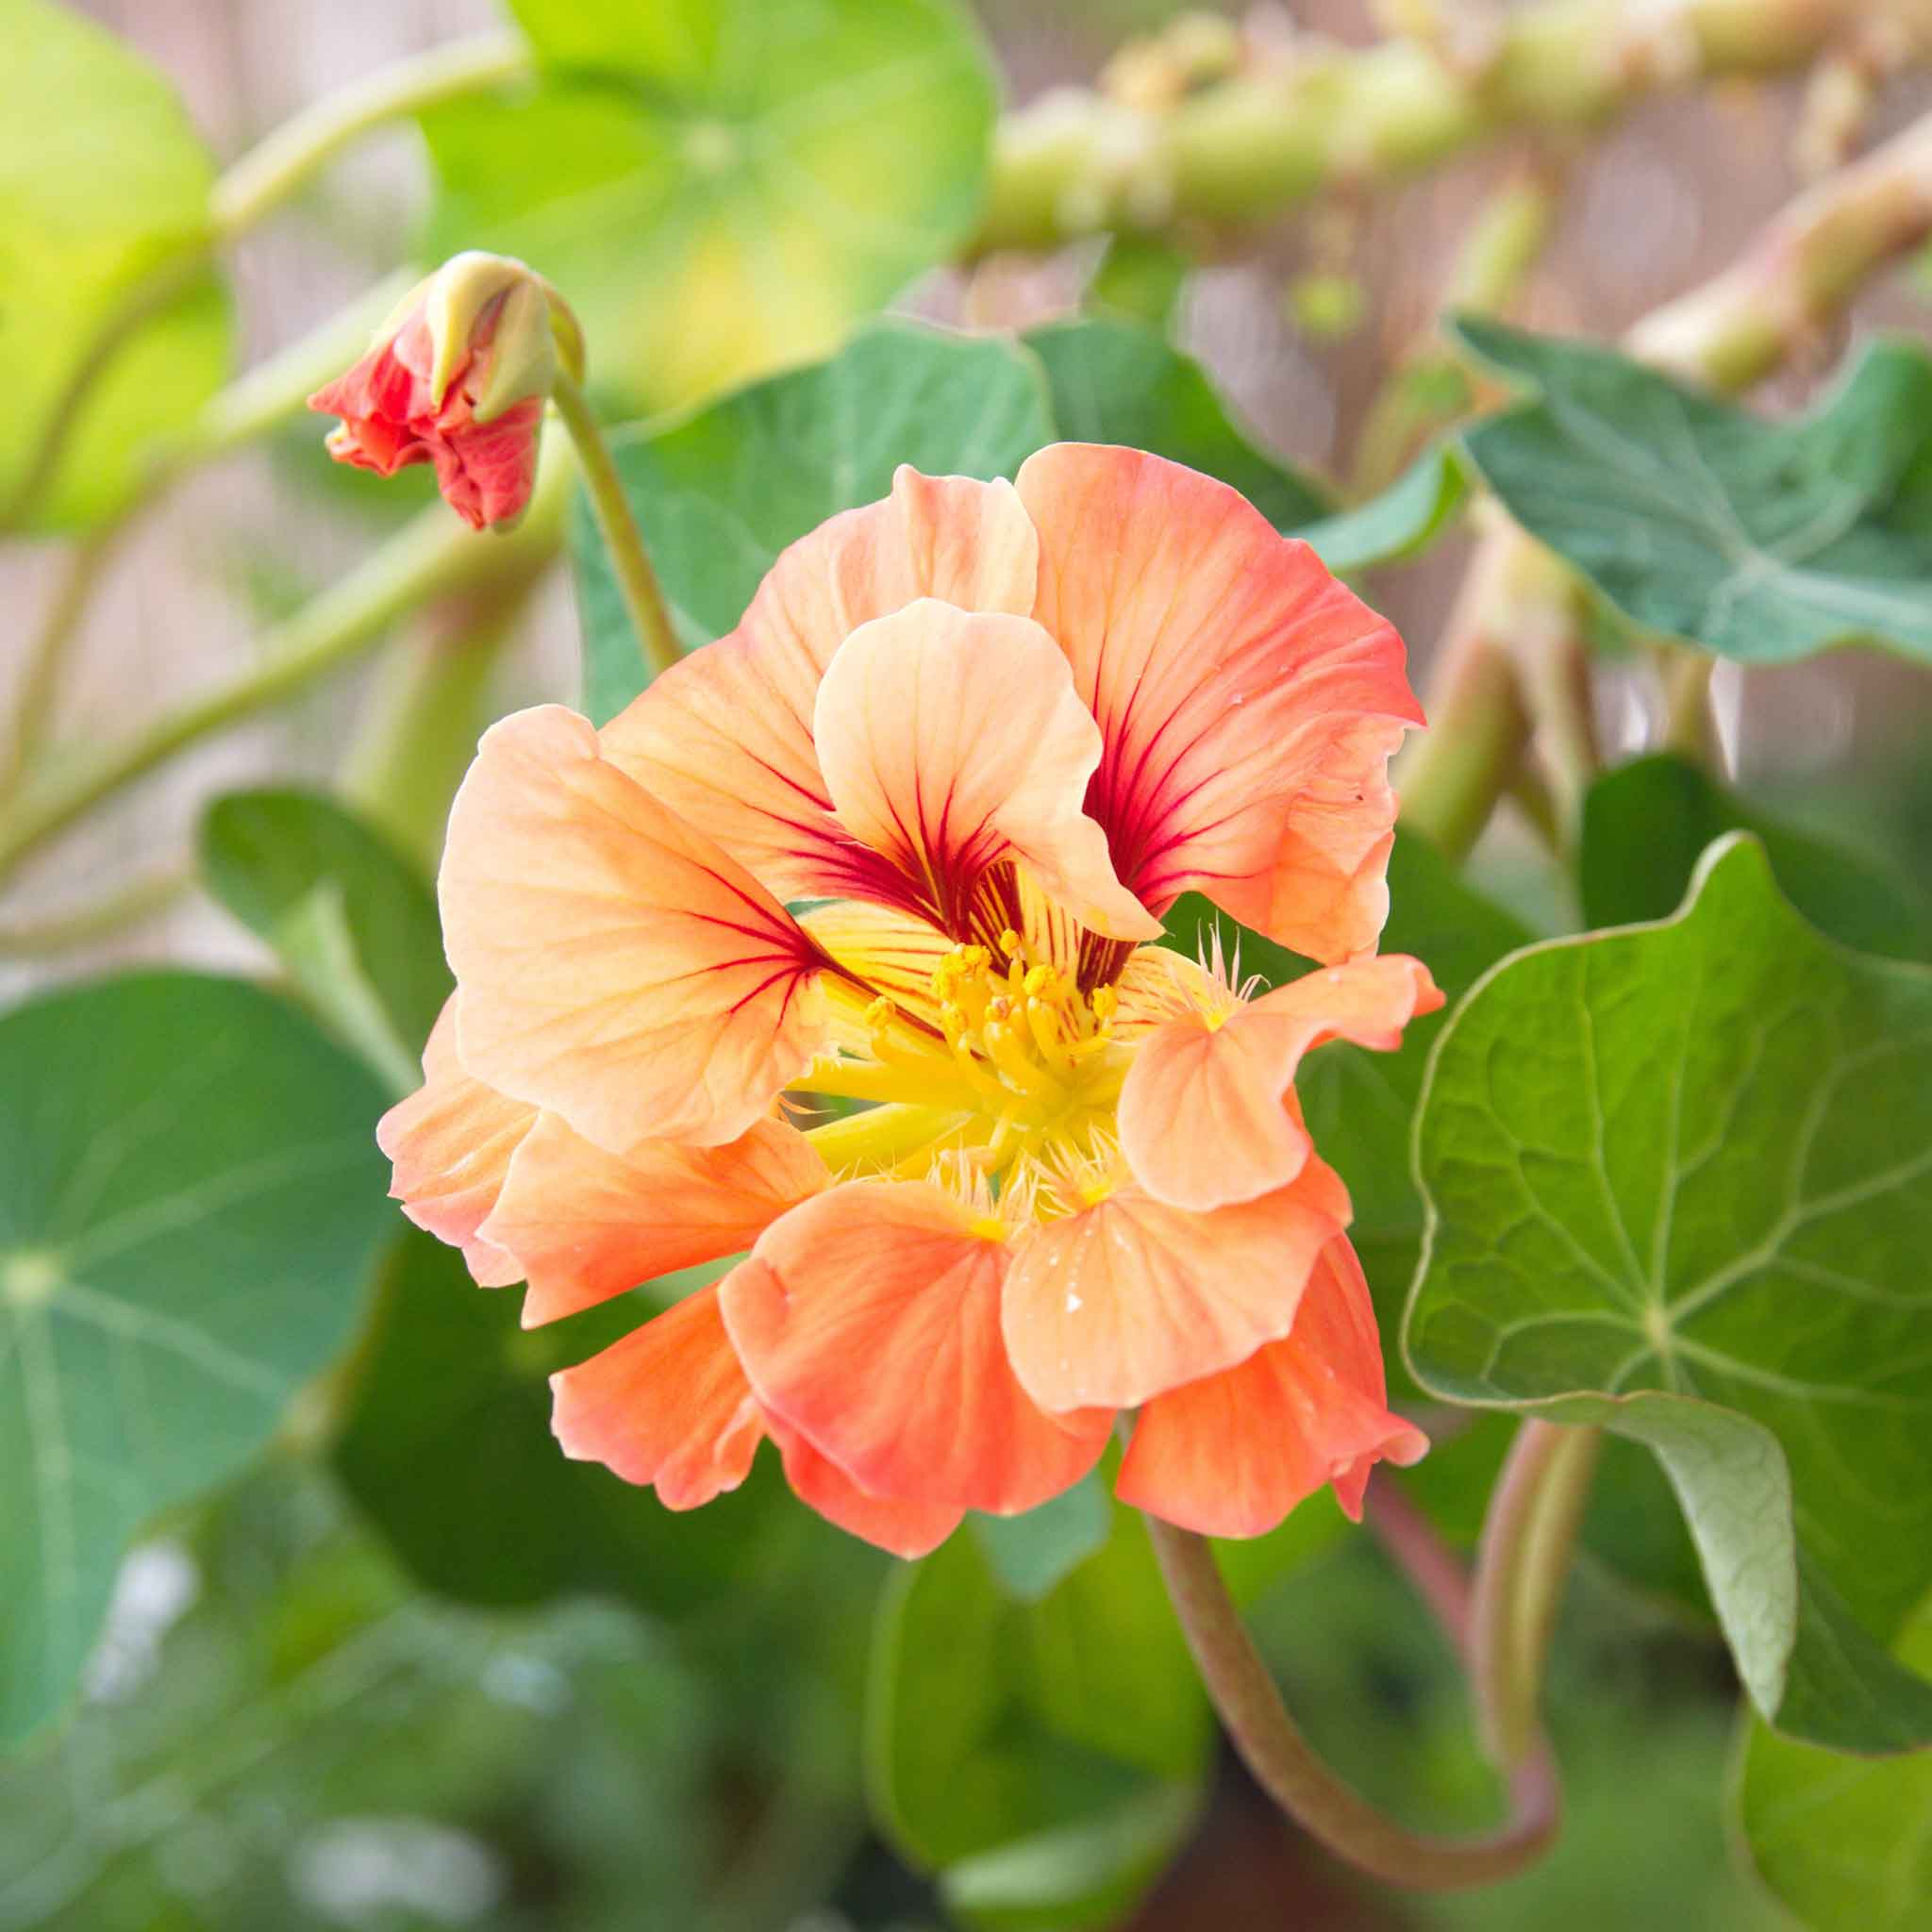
[{"left": 381, "top": 444, "right": 1436, "bottom": 1557}]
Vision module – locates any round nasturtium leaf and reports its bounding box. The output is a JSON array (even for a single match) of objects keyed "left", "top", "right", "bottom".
[
  {"left": 2, "top": 0, "right": 230, "bottom": 530},
  {"left": 419, "top": 0, "right": 997, "bottom": 414},
  {"left": 0, "top": 973, "right": 391, "bottom": 1743}
]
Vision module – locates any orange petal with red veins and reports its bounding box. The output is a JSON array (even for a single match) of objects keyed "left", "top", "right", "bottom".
[
  {"left": 1001, "top": 1164, "right": 1352, "bottom": 1413},
  {"left": 441, "top": 705, "right": 831, "bottom": 1153},
  {"left": 812, "top": 602, "right": 1158, "bottom": 941},
  {"left": 550, "top": 1282, "right": 766, "bottom": 1509},
  {"left": 1119, "top": 955, "right": 1443, "bottom": 1212},
  {"left": 376, "top": 997, "right": 535, "bottom": 1286},
  {"left": 721, "top": 1183, "right": 1112, "bottom": 1514},
  {"left": 1016, "top": 443, "right": 1422, "bottom": 962},
  {"left": 1118, "top": 1238, "right": 1427, "bottom": 1536},
  {"left": 768, "top": 1415, "right": 962, "bottom": 1558},
  {"left": 599, "top": 469, "right": 1039, "bottom": 902},
  {"left": 481, "top": 1113, "right": 830, "bottom": 1327}
]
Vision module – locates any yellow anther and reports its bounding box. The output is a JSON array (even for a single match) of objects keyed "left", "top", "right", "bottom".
[
  {"left": 1022, "top": 963, "right": 1057, "bottom": 999},
  {"left": 1091, "top": 984, "right": 1119, "bottom": 1024},
  {"left": 864, "top": 995, "right": 892, "bottom": 1029},
  {"left": 987, "top": 994, "right": 1013, "bottom": 1024},
  {"left": 997, "top": 928, "right": 1023, "bottom": 958}
]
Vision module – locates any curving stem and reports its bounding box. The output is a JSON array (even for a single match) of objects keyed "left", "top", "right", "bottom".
[{"left": 1142, "top": 1508, "right": 1561, "bottom": 1890}]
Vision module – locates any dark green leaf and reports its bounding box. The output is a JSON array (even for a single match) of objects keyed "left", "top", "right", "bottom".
[
  {"left": 868, "top": 1503, "right": 1208, "bottom": 1922},
  {"left": 1453, "top": 318, "right": 1932, "bottom": 663},
  {"left": 333, "top": 1234, "right": 787, "bottom": 1620},
  {"left": 421, "top": 0, "right": 996, "bottom": 414},
  {"left": 1406, "top": 837, "right": 1932, "bottom": 1748},
  {"left": 1737, "top": 1590, "right": 1932, "bottom": 1932},
  {"left": 574, "top": 320, "right": 1055, "bottom": 721},
  {"left": 200, "top": 788, "right": 452, "bottom": 1093},
  {"left": 1023, "top": 317, "right": 1331, "bottom": 528},
  {"left": 1581, "top": 754, "right": 1932, "bottom": 963},
  {"left": 1295, "top": 442, "right": 1472, "bottom": 575},
  {"left": 0, "top": 973, "right": 391, "bottom": 1741},
  {"left": 4, "top": 0, "right": 230, "bottom": 529},
  {"left": 971, "top": 1474, "right": 1111, "bottom": 1604}
]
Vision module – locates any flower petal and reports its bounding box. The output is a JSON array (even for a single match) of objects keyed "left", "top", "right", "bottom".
[
  {"left": 481, "top": 1113, "right": 830, "bottom": 1327},
  {"left": 812, "top": 601, "right": 1158, "bottom": 941},
  {"left": 441, "top": 705, "right": 832, "bottom": 1152},
  {"left": 1002, "top": 1163, "right": 1351, "bottom": 1412},
  {"left": 768, "top": 1416, "right": 962, "bottom": 1559},
  {"left": 721, "top": 1182, "right": 1112, "bottom": 1514},
  {"left": 550, "top": 1282, "right": 766, "bottom": 1509},
  {"left": 376, "top": 997, "right": 535, "bottom": 1287},
  {"left": 1119, "top": 955, "right": 1443, "bottom": 1211},
  {"left": 1118, "top": 1238, "right": 1427, "bottom": 1536},
  {"left": 599, "top": 469, "right": 1038, "bottom": 901},
  {"left": 1016, "top": 443, "right": 1423, "bottom": 961}
]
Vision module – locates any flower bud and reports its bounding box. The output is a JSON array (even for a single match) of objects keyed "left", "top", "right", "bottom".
[{"left": 308, "top": 252, "right": 575, "bottom": 531}]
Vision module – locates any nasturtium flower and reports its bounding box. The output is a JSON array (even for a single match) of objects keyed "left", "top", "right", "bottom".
[
  {"left": 381, "top": 444, "right": 1437, "bottom": 1556},
  {"left": 308, "top": 251, "right": 571, "bottom": 530}
]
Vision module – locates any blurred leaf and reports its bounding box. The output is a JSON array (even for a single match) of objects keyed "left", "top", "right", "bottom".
[
  {"left": 0, "top": 1462, "right": 726, "bottom": 1932},
  {"left": 3, "top": 0, "right": 229, "bottom": 530},
  {"left": 1737, "top": 1591, "right": 1932, "bottom": 1932},
  {"left": 333, "top": 1233, "right": 788, "bottom": 1621},
  {"left": 1581, "top": 754, "right": 1932, "bottom": 963},
  {"left": 971, "top": 1474, "right": 1110, "bottom": 1605},
  {"left": 868, "top": 1503, "right": 1208, "bottom": 1925},
  {"left": 0, "top": 973, "right": 391, "bottom": 1743},
  {"left": 1406, "top": 837, "right": 1932, "bottom": 1749},
  {"left": 1086, "top": 237, "right": 1190, "bottom": 326},
  {"left": 1453, "top": 318, "right": 1932, "bottom": 664},
  {"left": 199, "top": 788, "right": 453, "bottom": 1093},
  {"left": 574, "top": 320, "right": 1054, "bottom": 721},
  {"left": 421, "top": 0, "right": 996, "bottom": 413},
  {"left": 1297, "top": 442, "right": 1473, "bottom": 575},
  {"left": 1022, "top": 318, "right": 1331, "bottom": 528}
]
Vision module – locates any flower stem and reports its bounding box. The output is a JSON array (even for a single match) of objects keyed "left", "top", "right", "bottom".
[
  {"left": 208, "top": 31, "right": 528, "bottom": 238},
  {"left": 1469, "top": 1421, "right": 1602, "bottom": 1770},
  {"left": 550, "top": 369, "right": 683, "bottom": 681},
  {"left": 1141, "top": 1511, "right": 1560, "bottom": 1890},
  {"left": 0, "top": 447, "right": 568, "bottom": 888},
  {"left": 2, "top": 525, "right": 125, "bottom": 803}
]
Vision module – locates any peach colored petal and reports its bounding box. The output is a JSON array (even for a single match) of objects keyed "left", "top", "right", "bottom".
[
  {"left": 812, "top": 602, "right": 1158, "bottom": 941},
  {"left": 1001, "top": 1162, "right": 1352, "bottom": 1413},
  {"left": 441, "top": 705, "right": 833, "bottom": 1152},
  {"left": 1016, "top": 443, "right": 1422, "bottom": 962},
  {"left": 1119, "top": 955, "right": 1443, "bottom": 1211},
  {"left": 481, "top": 1113, "right": 830, "bottom": 1327},
  {"left": 768, "top": 1415, "right": 962, "bottom": 1558},
  {"left": 721, "top": 1183, "right": 1112, "bottom": 1514},
  {"left": 376, "top": 997, "right": 535, "bottom": 1287},
  {"left": 1118, "top": 1238, "right": 1427, "bottom": 1535},
  {"left": 797, "top": 898, "right": 957, "bottom": 1034},
  {"left": 599, "top": 469, "right": 1038, "bottom": 902},
  {"left": 550, "top": 1282, "right": 766, "bottom": 1509}
]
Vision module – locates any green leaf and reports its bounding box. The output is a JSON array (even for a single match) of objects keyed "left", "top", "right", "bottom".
[
  {"left": 868, "top": 1503, "right": 1208, "bottom": 1924},
  {"left": 1737, "top": 1591, "right": 1932, "bottom": 1932},
  {"left": 1581, "top": 755, "right": 1932, "bottom": 964},
  {"left": 333, "top": 1234, "right": 785, "bottom": 1620},
  {"left": 3, "top": 0, "right": 229, "bottom": 529},
  {"left": 1452, "top": 317, "right": 1932, "bottom": 664},
  {"left": 420, "top": 0, "right": 996, "bottom": 414},
  {"left": 199, "top": 788, "right": 454, "bottom": 1093},
  {"left": 971, "top": 1474, "right": 1112, "bottom": 1605},
  {"left": 574, "top": 319, "right": 1055, "bottom": 722},
  {"left": 1406, "top": 836, "right": 1932, "bottom": 1749},
  {"left": 1296, "top": 441, "right": 1472, "bottom": 575},
  {"left": 0, "top": 972, "right": 391, "bottom": 1741},
  {"left": 1022, "top": 317, "right": 1331, "bottom": 528}
]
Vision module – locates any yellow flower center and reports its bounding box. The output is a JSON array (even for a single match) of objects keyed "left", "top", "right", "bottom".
[{"left": 793, "top": 929, "right": 1130, "bottom": 1197}]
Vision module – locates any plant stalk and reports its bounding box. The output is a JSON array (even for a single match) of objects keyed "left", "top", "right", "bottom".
[
  {"left": 550, "top": 370, "right": 683, "bottom": 680},
  {"left": 1143, "top": 1512, "right": 1560, "bottom": 1890}
]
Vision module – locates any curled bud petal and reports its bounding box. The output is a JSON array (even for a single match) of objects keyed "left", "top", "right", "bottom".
[{"left": 308, "top": 251, "right": 575, "bottom": 531}]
